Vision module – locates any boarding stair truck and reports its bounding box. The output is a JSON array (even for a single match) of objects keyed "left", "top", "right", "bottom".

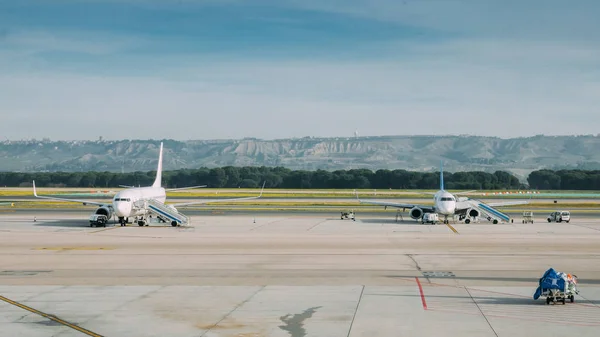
[
  {"left": 144, "top": 199, "right": 191, "bottom": 227},
  {"left": 465, "top": 199, "right": 512, "bottom": 224}
]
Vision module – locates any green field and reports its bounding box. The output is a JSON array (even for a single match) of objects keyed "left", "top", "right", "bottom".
[
  {"left": 3, "top": 187, "right": 600, "bottom": 199},
  {"left": 2, "top": 199, "right": 599, "bottom": 210}
]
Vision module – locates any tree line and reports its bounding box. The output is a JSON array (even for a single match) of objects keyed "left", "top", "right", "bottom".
[
  {"left": 527, "top": 169, "right": 600, "bottom": 190},
  {"left": 0, "top": 167, "right": 525, "bottom": 190},
  {"left": 3, "top": 167, "right": 598, "bottom": 190}
]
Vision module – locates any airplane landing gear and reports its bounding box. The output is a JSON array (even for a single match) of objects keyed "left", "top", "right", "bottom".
[
  {"left": 118, "top": 217, "right": 126, "bottom": 226},
  {"left": 136, "top": 216, "right": 148, "bottom": 226}
]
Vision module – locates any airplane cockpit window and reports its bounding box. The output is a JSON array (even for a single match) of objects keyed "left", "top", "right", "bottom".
[{"left": 440, "top": 197, "right": 455, "bottom": 201}]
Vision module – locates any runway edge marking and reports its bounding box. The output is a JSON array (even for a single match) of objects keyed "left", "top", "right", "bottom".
[
  {"left": 0, "top": 295, "right": 104, "bottom": 337},
  {"left": 415, "top": 277, "right": 428, "bottom": 310}
]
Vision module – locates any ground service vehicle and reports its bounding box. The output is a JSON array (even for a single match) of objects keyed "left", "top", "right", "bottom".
[
  {"left": 89, "top": 214, "right": 108, "bottom": 227},
  {"left": 341, "top": 210, "right": 355, "bottom": 221},
  {"left": 547, "top": 211, "right": 570, "bottom": 223},
  {"left": 522, "top": 211, "right": 534, "bottom": 223},
  {"left": 422, "top": 212, "right": 438, "bottom": 224}
]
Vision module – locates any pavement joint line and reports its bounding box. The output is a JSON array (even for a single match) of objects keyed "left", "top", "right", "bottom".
[
  {"left": 345, "top": 285, "right": 365, "bottom": 337},
  {"left": 576, "top": 294, "right": 600, "bottom": 309},
  {"left": 199, "top": 285, "right": 266, "bottom": 337},
  {"left": 464, "top": 287, "right": 499, "bottom": 337},
  {"left": 307, "top": 219, "right": 328, "bottom": 231},
  {"left": 406, "top": 254, "right": 430, "bottom": 283},
  {"left": 249, "top": 217, "right": 287, "bottom": 231},
  {"left": 570, "top": 223, "right": 600, "bottom": 232},
  {"left": 0, "top": 294, "right": 103, "bottom": 337}
]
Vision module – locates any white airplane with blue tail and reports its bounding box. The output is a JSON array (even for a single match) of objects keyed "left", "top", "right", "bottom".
[{"left": 357, "top": 163, "right": 529, "bottom": 224}]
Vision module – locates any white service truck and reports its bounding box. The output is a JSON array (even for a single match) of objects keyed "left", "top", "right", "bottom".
[
  {"left": 89, "top": 214, "right": 108, "bottom": 227},
  {"left": 547, "top": 211, "right": 570, "bottom": 223},
  {"left": 422, "top": 212, "right": 438, "bottom": 224}
]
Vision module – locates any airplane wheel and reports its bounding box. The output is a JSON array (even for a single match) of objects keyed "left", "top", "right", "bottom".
[{"left": 465, "top": 219, "right": 470, "bottom": 224}]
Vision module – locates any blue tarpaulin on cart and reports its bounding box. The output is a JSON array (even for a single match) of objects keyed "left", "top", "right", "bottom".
[{"left": 533, "top": 268, "right": 567, "bottom": 300}]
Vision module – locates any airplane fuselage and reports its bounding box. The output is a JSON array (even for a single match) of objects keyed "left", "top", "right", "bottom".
[
  {"left": 432, "top": 190, "right": 456, "bottom": 216},
  {"left": 113, "top": 186, "right": 166, "bottom": 218}
]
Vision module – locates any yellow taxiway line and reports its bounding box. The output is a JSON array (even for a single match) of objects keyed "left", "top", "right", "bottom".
[
  {"left": 446, "top": 223, "right": 459, "bottom": 234},
  {"left": 0, "top": 295, "right": 104, "bottom": 337}
]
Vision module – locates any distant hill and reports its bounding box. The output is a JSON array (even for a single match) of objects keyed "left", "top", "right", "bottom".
[{"left": 2, "top": 135, "right": 600, "bottom": 180}]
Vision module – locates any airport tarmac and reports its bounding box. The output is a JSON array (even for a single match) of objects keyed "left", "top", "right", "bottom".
[{"left": 1, "top": 210, "right": 600, "bottom": 337}]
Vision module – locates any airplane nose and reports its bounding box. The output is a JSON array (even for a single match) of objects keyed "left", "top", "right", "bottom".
[
  {"left": 440, "top": 202, "right": 455, "bottom": 215},
  {"left": 115, "top": 202, "right": 131, "bottom": 217}
]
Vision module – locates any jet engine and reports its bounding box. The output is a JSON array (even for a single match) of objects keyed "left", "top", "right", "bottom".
[
  {"left": 93, "top": 206, "right": 113, "bottom": 219},
  {"left": 466, "top": 208, "right": 480, "bottom": 218},
  {"left": 409, "top": 207, "right": 424, "bottom": 220}
]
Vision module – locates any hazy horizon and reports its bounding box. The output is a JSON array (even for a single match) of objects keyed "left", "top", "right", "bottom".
[
  {"left": 3, "top": 133, "right": 600, "bottom": 143},
  {"left": 2, "top": 1, "right": 599, "bottom": 140}
]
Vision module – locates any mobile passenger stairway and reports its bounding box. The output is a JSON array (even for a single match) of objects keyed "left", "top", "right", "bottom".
[
  {"left": 146, "top": 199, "right": 191, "bottom": 227},
  {"left": 465, "top": 199, "right": 512, "bottom": 224}
]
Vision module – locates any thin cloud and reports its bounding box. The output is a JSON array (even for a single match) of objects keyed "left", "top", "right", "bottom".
[{"left": 0, "top": 0, "right": 599, "bottom": 140}]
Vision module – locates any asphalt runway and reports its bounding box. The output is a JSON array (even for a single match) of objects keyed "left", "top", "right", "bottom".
[{"left": 1, "top": 210, "right": 600, "bottom": 337}]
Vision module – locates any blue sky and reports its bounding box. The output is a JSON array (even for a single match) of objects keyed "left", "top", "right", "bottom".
[{"left": 1, "top": 0, "right": 599, "bottom": 140}]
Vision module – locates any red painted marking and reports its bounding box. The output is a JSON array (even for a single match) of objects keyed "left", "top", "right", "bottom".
[{"left": 415, "top": 277, "right": 428, "bottom": 310}]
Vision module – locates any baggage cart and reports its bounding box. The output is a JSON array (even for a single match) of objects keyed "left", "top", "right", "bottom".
[
  {"left": 341, "top": 210, "right": 355, "bottom": 221},
  {"left": 534, "top": 268, "right": 579, "bottom": 305},
  {"left": 522, "top": 211, "right": 534, "bottom": 223}
]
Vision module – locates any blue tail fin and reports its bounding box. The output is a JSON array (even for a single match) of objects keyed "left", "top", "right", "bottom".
[{"left": 440, "top": 161, "right": 444, "bottom": 191}]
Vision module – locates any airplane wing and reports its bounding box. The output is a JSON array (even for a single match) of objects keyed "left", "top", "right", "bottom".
[
  {"left": 355, "top": 192, "right": 434, "bottom": 211},
  {"left": 32, "top": 181, "right": 107, "bottom": 206},
  {"left": 165, "top": 185, "right": 207, "bottom": 192},
  {"left": 422, "top": 190, "right": 476, "bottom": 196},
  {"left": 486, "top": 200, "right": 531, "bottom": 207},
  {"left": 454, "top": 190, "right": 477, "bottom": 195},
  {"left": 169, "top": 182, "right": 265, "bottom": 207}
]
